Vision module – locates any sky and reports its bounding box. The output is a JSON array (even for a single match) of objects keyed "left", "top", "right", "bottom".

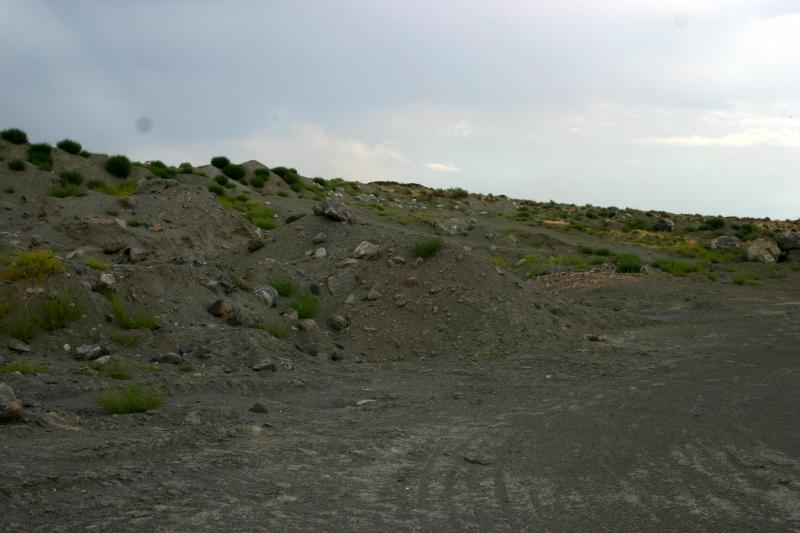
[{"left": 0, "top": 0, "right": 798, "bottom": 219}]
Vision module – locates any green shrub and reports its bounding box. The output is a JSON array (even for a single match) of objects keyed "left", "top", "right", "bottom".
[
  {"left": 208, "top": 184, "right": 225, "bottom": 196},
  {"left": 85, "top": 256, "right": 112, "bottom": 270},
  {"left": 111, "top": 332, "right": 141, "bottom": 347},
  {"left": 312, "top": 177, "right": 327, "bottom": 186},
  {"left": 254, "top": 168, "right": 270, "bottom": 177},
  {"left": 0, "top": 360, "right": 46, "bottom": 375},
  {"left": 178, "top": 162, "right": 193, "bottom": 174},
  {"left": 36, "top": 294, "right": 83, "bottom": 330},
  {"left": 60, "top": 170, "right": 83, "bottom": 185},
  {"left": 88, "top": 179, "right": 137, "bottom": 196},
  {"left": 615, "top": 254, "right": 642, "bottom": 273},
  {"left": 623, "top": 218, "right": 649, "bottom": 231},
  {"left": 222, "top": 164, "right": 245, "bottom": 180},
  {"left": 252, "top": 321, "right": 288, "bottom": 339},
  {"left": 269, "top": 277, "right": 296, "bottom": 296},
  {"left": 48, "top": 183, "right": 86, "bottom": 198},
  {"left": 414, "top": 238, "right": 444, "bottom": 259},
  {"left": 211, "top": 156, "right": 230, "bottom": 169},
  {"left": 148, "top": 162, "right": 176, "bottom": 179},
  {"left": 88, "top": 359, "right": 130, "bottom": 380},
  {"left": 110, "top": 296, "right": 158, "bottom": 330},
  {"left": 250, "top": 175, "right": 265, "bottom": 188},
  {"left": 231, "top": 276, "right": 252, "bottom": 292},
  {"left": 652, "top": 259, "right": 708, "bottom": 277},
  {"left": 79, "top": 150, "right": 91, "bottom": 158},
  {"left": 217, "top": 195, "right": 277, "bottom": 229},
  {"left": 105, "top": 155, "right": 132, "bottom": 178},
  {"left": 700, "top": 216, "right": 725, "bottom": 230},
  {"left": 57, "top": 139, "right": 82, "bottom": 154},
  {"left": 1, "top": 128, "right": 28, "bottom": 144},
  {"left": 290, "top": 292, "right": 319, "bottom": 319},
  {"left": 214, "top": 174, "right": 229, "bottom": 186},
  {"left": 1, "top": 314, "right": 38, "bottom": 342},
  {"left": 448, "top": 187, "right": 469, "bottom": 199},
  {"left": 96, "top": 384, "right": 163, "bottom": 414},
  {"left": 1, "top": 249, "right": 64, "bottom": 281},
  {"left": 28, "top": 143, "right": 53, "bottom": 170},
  {"left": 7, "top": 159, "right": 24, "bottom": 171}
]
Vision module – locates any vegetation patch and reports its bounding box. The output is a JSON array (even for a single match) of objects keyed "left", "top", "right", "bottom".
[
  {"left": 105, "top": 155, "right": 132, "bottom": 178},
  {"left": 96, "top": 384, "right": 163, "bottom": 414},
  {"left": 1, "top": 128, "right": 28, "bottom": 144},
  {"left": 290, "top": 292, "right": 319, "bottom": 319},
  {"left": 222, "top": 164, "right": 246, "bottom": 181},
  {"left": 36, "top": 294, "right": 83, "bottom": 331},
  {"left": 88, "top": 359, "right": 130, "bottom": 380},
  {"left": 85, "top": 256, "right": 112, "bottom": 270},
  {"left": 231, "top": 276, "right": 252, "bottom": 292},
  {"left": 414, "top": 238, "right": 444, "bottom": 259},
  {"left": 88, "top": 178, "right": 137, "bottom": 196},
  {"left": 615, "top": 254, "right": 643, "bottom": 273},
  {"left": 0, "top": 360, "right": 46, "bottom": 376},
  {"left": 1, "top": 249, "right": 64, "bottom": 281},
  {"left": 652, "top": 259, "right": 709, "bottom": 277},
  {"left": 110, "top": 296, "right": 158, "bottom": 330},
  {"left": 211, "top": 156, "right": 230, "bottom": 169},
  {"left": 28, "top": 143, "right": 53, "bottom": 170},
  {"left": 8, "top": 159, "right": 25, "bottom": 171},
  {"left": 269, "top": 277, "right": 296, "bottom": 297},
  {"left": 217, "top": 195, "right": 277, "bottom": 230},
  {"left": 57, "top": 139, "right": 82, "bottom": 154},
  {"left": 111, "top": 332, "right": 141, "bottom": 347},
  {"left": 49, "top": 171, "right": 87, "bottom": 197},
  {"left": 252, "top": 321, "right": 288, "bottom": 339}
]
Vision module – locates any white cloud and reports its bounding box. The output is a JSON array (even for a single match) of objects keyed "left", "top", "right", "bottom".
[
  {"left": 426, "top": 162, "right": 462, "bottom": 172},
  {"left": 437, "top": 119, "right": 474, "bottom": 138},
  {"left": 637, "top": 128, "right": 800, "bottom": 147}
]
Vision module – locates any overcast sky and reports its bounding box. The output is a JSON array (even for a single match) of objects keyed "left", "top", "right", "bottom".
[{"left": 0, "top": 1, "right": 797, "bottom": 219}]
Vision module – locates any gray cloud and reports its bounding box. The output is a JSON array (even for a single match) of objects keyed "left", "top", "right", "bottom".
[{"left": 0, "top": 0, "right": 797, "bottom": 218}]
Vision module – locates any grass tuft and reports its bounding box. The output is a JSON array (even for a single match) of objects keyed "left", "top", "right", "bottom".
[
  {"left": 1, "top": 128, "right": 28, "bottom": 144},
  {"left": 290, "top": 292, "right": 319, "bottom": 319},
  {"left": 85, "top": 256, "right": 112, "bottom": 270},
  {"left": 269, "top": 277, "right": 296, "bottom": 296},
  {"left": 110, "top": 296, "right": 158, "bottom": 330},
  {"left": 1, "top": 249, "right": 64, "bottom": 281},
  {"left": 96, "top": 384, "right": 163, "bottom": 414},
  {"left": 0, "top": 360, "right": 46, "bottom": 375},
  {"left": 8, "top": 159, "right": 25, "bottom": 171},
  {"left": 28, "top": 143, "right": 53, "bottom": 170},
  {"left": 57, "top": 139, "right": 82, "bottom": 154},
  {"left": 211, "top": 156, "right": 230, "bottom": 169},
  {"left": 414, "top": 238, "right": 444, "bottom": 259},
  {"left": 88, "top": 178, "right": 137, "bottom": 196},
  {"left": 111, "top": 332, "right": 141, "bottom": 347},
  {"left": 252, "top": 321, "right": 288, "bottom": 339},
  {"left": 88, "top": 359, "right": 130, "bottom": 380},
  {"left": 615, "top": 254, "right": 643, "bottom": 273},
  {"left": 36, "top": 294, "right": 83, "bottom": 330}
]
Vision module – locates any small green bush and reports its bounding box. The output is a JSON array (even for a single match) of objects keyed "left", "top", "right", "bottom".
[
  {"left": 1, "top": 315, "right": 38, "bottom": 342},
  {"left": 88, "top": 179, "right": 137, "bottom": 196},
  {"left": 85, "top": 256, "right": 112, "bottom": 270},
  {"left": 48, "top": 183, "right": 86, "bottom": 198},
  {"left": 616, "top": 254, "right": 643, "bottom": 273},
  {"left": 290, "top": 292, "right": 319, "bottom": 319},
  {"left": 231, "top": 276, "right": 252, "bottom": 292},
  {"left": 652, "top": 259, "right": 707, "bottom": 277},
  {"left": 36, "top": 294, "right": 83, "bottom": 330},
  {"left": 1, "top": 128, "right": 28, "bottom": 144},
  {"left": 208, "top": 184, "right": 225, "bottom": 196},
  {"left": 623, "top": 218, "right": 649, "bottom": 231},
  {"left": 110, "top": 296, "right": 158, "bottom": 330},
  {"left": 211, "top": 156, "right": 230, "bottom": 169},
  {"left": 214, "top": 174, "right": 229, "bottom": 186},
  {"left": 0, "top": 360, "right": 46, "bottom": 375},
  {"left": 700, "top": 216, "right": 725, "bottom": 230},
  {"left": 79, "top": 150, "right": 91, "bottom": 158},
  {"left": 254, "top": 168, "right": 270, "bottom": 178},
  {"left": 57, "top": 139, "right": 82, "bottom": 154},
  {"left": 252, "top": 321, "right": 288, "bottom": 339},
  {"left": 105, "top": 155, "right": 132, "bottom": 178},
  {"left": 89, "top": 359, "right": 130, "bottom": 380},
  {"left": 149, "top": 162, "right": 176, "bottom": 179},
  {"left": 127, "top": 220, "right": 144, "bottom": 228},
  {"left": 111, "top": 332, "right": 141, "bottom": 347},
  {"left": 60, "top": 170, "right": 83, "bottom": 185},
  {"left": 28, "top": 143, "right": 53, "bottom": 170},
  {"left": 1, "top": 249, "right": 64, "bottom": 281},
  {"left": 222, "top": 164, "right": 245, "bottom": 180},
  {"left": 269, "top": 277, "right": 296, "bottom": 296},
  {"left": 414, "top": 238, "right": 444, "bottom": 259},
  {"left": 8, "top": 159, "right": 25, "bottom": 171},
  {"left": 250, "top": 175, "right": 265, "bottom": 188},
  {"left": 178, "top": 162, "right": 193, "bottom": 174},
  {"left": 96, "top": 384, "right": 163, "bottom": 414}
]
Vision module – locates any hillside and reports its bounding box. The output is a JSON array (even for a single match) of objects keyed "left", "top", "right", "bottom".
[{"left": 1, "top": 129, "right": 800, "bottom": 531}]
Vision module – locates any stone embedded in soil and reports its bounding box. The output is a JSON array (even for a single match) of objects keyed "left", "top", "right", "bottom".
[
  {"left": 126, "top": 247, "right": 150, "bottom": 263},
  {"left": 328, "top": 315, "right": 350, "bottom": 332},
  {"left": 652, "top": 218, "right": 675, "bottom": 232},
  {"left": 94, "top": 272, "right": 116, "bottom": 294},
  {"left": 412, "top": 257, "right": 424, "bottom": 268},
  {"left": 0, "top": 383, "right": 21, "bottom": 422},
  {"left": 8, "top": 340, "right": 31, "bottom": 353},
  {"left": 247, "top": 239, "right": 265, "bottom": 252},
  {"left": 366, "top": 289, "right": 383, "bottom": 301},
  {"left": 152, "top": 352, "right": 184, "bottom": 365},
  {"left": 312, "top": 232, "right": 327, "bottom": 244},
  {"left": 746, "top": 239, "right": 781, "bottom": 263},
  {"left": 388, "top": 256, "right": 407, "bottom": 267},
  {"left": 314, "top": 247, "right": 327, "bottom": 259},
  {"left": 298, "top": 319, "right": 318, "bottom": 331},
  {"left": 353, "top": 241, "right": 380, "bottom": 259},
  {"left": 255, "top": 285, "right": 279, "bottom": 307},
  {"left": 251, "top": 360, "right": 277, "bottom": 372},
  {"left": 710, "top": 235, "right": 742, "bottom": 250},
  {"left": 328, "top": 271, "right": 358, "bottom": 297},
  {"left": 285, "top": 213, "right": 306, "bottom": 224},
  {"left": 92, "top": 355, "right": 112, "bottom": 365},
  {"left": 75, "top": 345, "right": 107, "bottom": 361},
  {"left": 313, "top": 199, "right": 354, "bottom": 223},
  {"left": 208, "top": 299, "right": 234, "bottom": 316},
  {"left": 585, "top": 334, "right": 609, "bottom": 342}
]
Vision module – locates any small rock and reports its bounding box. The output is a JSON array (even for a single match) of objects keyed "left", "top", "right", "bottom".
[
  {"left": 652, "top": 218, "right": 675, "bottom": 232},
  {"left": 75, "top": 345, "right": 107, "bottom": 360},
  {"left": 8, "top": 340, "right": 31, "bottom": 353},
  {"left": 255, "top": 287, "right": 277, "bottom": 307},
  {"left": 353, "top": 241, "right": 380, "bottom": 259},
  {"left": 159, "top": 352, "right": 184, "bottom": 365},
  {"left": 285, "top": 213, "right": 306, "bottom": 224},
  {"left": 251, "top": 360, "right": 277, "bottom": 372},
  {"left": 125, "top": 247, "right": 150, "bottom": 263},
  {"left": 388, "top": 256, "right": 406, "bottom": 266},
  {"left": 312, "top": 232, "right": 327, "bottom": 244},
  {"left": 344, "top": 294, "right": 357, "bottom": 305},
  {"left": 92, "top": 355, "right": 112, "bottom": 365},
  {"left": 0, "top": 383, "right": 22, "bottom": 422},
  {"left": 746, "top": 238, "right": 781, "bottom": 263},
  {"left": 207, "top": 299, "right": 233, "bottom": 316},
  {"left": 328, "top": 271, "right": 358, "bottom": 296},
  {"left": 403, "top": 277, "right": 418, "bottom": 287},
  {"left": 250, "top": 402, "right": 269, "bottom": 414},
  {"left": 94, "top": 272, "right": 116, "bottom": 294},
  {"left": 585, "top": 334, "right": 609, "bottom": 342},
  {"left": 412, "top": 257, "right": 424, "bottom": 268},
  {"left": 328, "top": 315, "right": 350, "bottom": 332},
  {"left": 309, "top": 283, "right": 321, "bottom": 296},
  {"left": 355, "top": 399, "right": 376, "bottom": 406},
  {"left": 366, "top": 289, "right": 383, "bottom": 301},
  {"left": 297, "top": 319, "right": 318, "bottom": 331},
  {"left": 314, "top": 247, "right": 327, "bottom": 259},
  {"left": 710, "top": 235, "right": 742, "bottom": 250},
  {"left": 247, "top": 239, "right": 265, "bottom": 252}
]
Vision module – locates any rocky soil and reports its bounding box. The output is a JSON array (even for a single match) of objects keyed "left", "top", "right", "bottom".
[{"left": 1, "top": 136, "right": 799, "bottom": 531}]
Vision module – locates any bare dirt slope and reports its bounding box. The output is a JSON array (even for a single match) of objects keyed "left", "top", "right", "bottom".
[{"left": 1, "top": 137, "right": 799, "bottom": 531}]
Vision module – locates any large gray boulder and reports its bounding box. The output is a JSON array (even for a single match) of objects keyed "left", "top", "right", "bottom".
[
  {"left": 652, "top": 218, "right": 675, "bottom": 232},
  {"left": 327, "top": 271, "right": 358, "bottom": 296},
  {"left": 710, "top": 235, "right": 742, "bottom": 250},
  {"left": 313, "top": 200, "right": 354, "bottom": 223},
  {"left": 746, "top": 238, "right": 781, "bottom": 263},
  {"left": 353, "top": 241, "right": 379, "bottom": 259},
  {"left": 775, "top": 231, "right": 800, "bottom": 251}
]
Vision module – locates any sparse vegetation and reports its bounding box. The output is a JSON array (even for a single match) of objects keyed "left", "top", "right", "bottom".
[
  {"left": 217, "top": 195, "right": 277, "bottom": 230},
  {"left": 269, "top": 277, "right": 296, "bottom": 297},
  {"left": 110, "top": 296, "right": 158, "bottom": 330},
  {"left": 700, "top": 216, "right": 725, "bottom": 230},
  {"left": 36, "top": 294, "right": 83, "bottom": 331},
  {"left": 208, "top": 184, "right": 225, "bottom": 196},
  {"left": 291, "top": 292, "right": 319, "bottom": 319},
  {"left": 85, "top": 256, "right": 112, "bottom": 270},
  {"left": 651, "top": 259, "right": 709, "bottom": 277},
  {"left": 88, "top": 359, "right": 130, "bottom": 380},
  {"left": 8, "top": 159, "right": 25, "bottom": 171},
  {"left": 231, "top": 276, "right": 252, "bottom": 292},
  {"left": 57, "top": 139, "right": 82, "bottom": 154},
  {"left": 1, "top": 128, "right": 28, "bottom": 144},
  {"left": 28, "top": 143, "right": 53, "bottom": 170},
  {"left": 214, "top": 175, "right": 229, "bottom": 186},
  {"left": 252, "top": 321, "right": 288, "bottom": 339},
  {"left": 615, "top": 254, "right": 643, "bottom": 273},
  {"left": 105, "top": 155, "right": 132, "bottom": 178},
  {"left": 88, "top": 178, "right": 137, "bottom": 196},
  {"left": 211, "top": 156, "right": 230, "bottom": 169},
  {"left": 178, "top": 162, "right": 193, "bottom": 174},
  {"left": 414, "top": 238, "right": 444, "bottom": 258},
  {"left": 0, "top": 360, "right": 46, "bottom": 375},
  {"left": 96, "top": 384, "right": 163, "bottom": 414},
  {"left": 1, "top": 249, "right": 64, "bottom": 281},
  {"left": 49, "top": 170, "right": 87, "bottom": 197},
  {"left": 111, "top": 332, "right": 141, "bottom": 347}
]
